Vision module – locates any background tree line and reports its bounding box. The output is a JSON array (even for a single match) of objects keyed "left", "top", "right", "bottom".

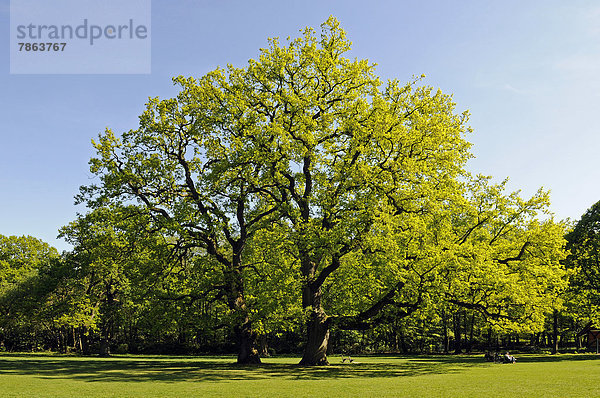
[{"left": 1, "top": 18, "right": 596, "bottom": 365}]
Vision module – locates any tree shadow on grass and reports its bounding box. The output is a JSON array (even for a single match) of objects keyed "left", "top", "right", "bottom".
[
  {"left": 515, "top": 353, "right": 600, "bottom": 363},
  {"left": 1, "top": 353, "right": 594, "bottom": 383},
  {"left": 0, "top": 355, "right": 487, "bottom": 383}
]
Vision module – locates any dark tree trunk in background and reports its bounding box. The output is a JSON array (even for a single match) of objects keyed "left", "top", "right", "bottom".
[
  {"left": 99, "top": 317, "right": 111, "bottom": 356},
  {"left": 552, "top": 310, "right": 559, "bottom": 354},
  {"left": 99, "top": 285, "right": 116, "bottom": 357},
  {"left": 77, "top": 327, "right": 90, "bottom": 355},
  {"left": 462, "top": 312, "right": 467, "bottom": 352},
  {"left": 99, "top": 338, "right": 111, "bottom": 356},
  {"left": 59, "top": 329, "right": 66, "bottom": 353},
  {"left": 467, "top": 313, "right": 475, "bottom": 353},
  {"left": 442, "top": 310, "right": 450, "bottom": 353},
  {"left": 258, "top": 335, "right": 270, "bottom": 357},
  {"left": 399, "top": 330, "right": 408, "bottom": 354},
  {"left": 99, "top": 323, "right": 111, "bottom": 356},
  {"left": 453, "top": 312, "right": 462, "bottom": 354},
  {"left": 77, "top": 330, "right": 83, "bottom": 354}
]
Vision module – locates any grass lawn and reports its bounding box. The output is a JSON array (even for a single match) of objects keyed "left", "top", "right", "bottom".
[{"left": 1, "top": 353, "right": 599, "bottom": 397}]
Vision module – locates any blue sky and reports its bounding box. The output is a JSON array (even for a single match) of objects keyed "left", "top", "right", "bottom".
[{"left": 1, "top": 0, "right": 599, "bottom": 251}]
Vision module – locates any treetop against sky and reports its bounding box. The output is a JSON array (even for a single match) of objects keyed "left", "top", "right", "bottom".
[{"left": 1, "top": 1, "right": 599, "bottom": 250}]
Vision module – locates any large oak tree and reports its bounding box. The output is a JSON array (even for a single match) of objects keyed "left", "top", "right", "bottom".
[{"left": 82, "top": 17, "right": 567, "bottom": 365}]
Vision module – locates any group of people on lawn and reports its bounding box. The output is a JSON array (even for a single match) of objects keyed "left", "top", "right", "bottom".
[{"left": 484, "top": 351, "right": 517, "bottom": 364}]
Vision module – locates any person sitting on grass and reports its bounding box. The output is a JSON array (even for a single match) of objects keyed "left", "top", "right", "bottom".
[{"left": 503, "top": 352, "right": 516, "bottom": 364}]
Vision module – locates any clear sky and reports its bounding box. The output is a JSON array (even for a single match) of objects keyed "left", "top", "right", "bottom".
[{"left": 1, "top": 0, "right": 599, "bottom": 251}]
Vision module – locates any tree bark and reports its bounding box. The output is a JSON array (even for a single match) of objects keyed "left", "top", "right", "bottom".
[
  {"left": 299, "top": 257, "right": 331, "bottom": 367},
  {"left": 235, "top": 320, "right": 260, "bottom": 364},
  {"left": 552, "top": 309, "right": 559, "bottom": 354},
  {"left": 442, "top": 310, "right": 450, "bottom": 353},
  {"left": 392, "top": 324, "right": 399, "bottom": 352},
  {"left": 99, "top": 338, "right": 111, "bottom": 356},
  {"left": 467, "top": 313, "right": 475, "bottom": 353},
  {"left": 258, "top": 335, "right": 270, "bottom": 357},
  {"left": 399, "top": 330, "right": 408, "bottom": 354},
  {"left": 79, "top": 327, "right": 90, "bottom": 355},
  {"left": 299, "top": 308, "right": 330, "bottom": 366},
  {"left": 226, "top": 258, "right": 261, "bottom": 365},
  {"left": 453, "top": 312, "right": 462, "bottom": 354},
  {"left": 228, "top": 295, "right": 260, "bottom": 364}
]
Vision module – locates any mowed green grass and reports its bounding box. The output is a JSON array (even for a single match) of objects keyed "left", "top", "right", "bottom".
[{"left": 1, "top": 353, "right": 599, "bottom": 397}]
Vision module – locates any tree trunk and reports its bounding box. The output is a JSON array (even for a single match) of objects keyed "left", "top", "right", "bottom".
[
  {"left": 235, "top": 320, "right": 260, "bottom": 364},
  {"left": 72, "top": 327, "right": 77, "bottom": 352},
  {"left": 299, "top": 243, "right": 331, "bottom": 366},
  {"left": 78, "top": 327, "right": 90, "bottom": 355},
  {"left": 258, "top": 335, "right": 270, "bottom": 357},
  {"left": 299, "top": 262, "right": 329, "bottom": 366},
  {"left": 299, "top": 309, "right": 330, "bottom": 366},
  {"left": 442, "top": 310, "right": 450, "bottom": 353},
  {"left": 98, "top": 283, "right": 116, "bottom": 357},
  {"left": 552, "top": 310, "right": 559, "bottom": 354},
  {"left": 399, "top": 330, "right": 408, "bottom": 354},
  {"left": 392, "top": 324, "right": 399, "bottom": 352},
  {"left": 453, "top": 312, "right": 462, "bottom": 354},
  {"left": 226, "top": 262, "right": 261, "bottom": 365},
  {"left": 467, "top": 313, "right": 475, "bottom": 353},
  {"left": 228, "top": 299, "right": 260, "bottom": 364},
  {"left": 99, "top": 339, "right": 110, "bottom": 356}
]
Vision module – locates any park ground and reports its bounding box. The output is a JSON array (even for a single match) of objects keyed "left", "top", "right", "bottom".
[{"left": 0, "top": 353, "right": 599, "bottom": 397}]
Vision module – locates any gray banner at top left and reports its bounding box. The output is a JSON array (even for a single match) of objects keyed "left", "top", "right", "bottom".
[{"left": 10, "top": 0, "right": 151, "bottom": 74}]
